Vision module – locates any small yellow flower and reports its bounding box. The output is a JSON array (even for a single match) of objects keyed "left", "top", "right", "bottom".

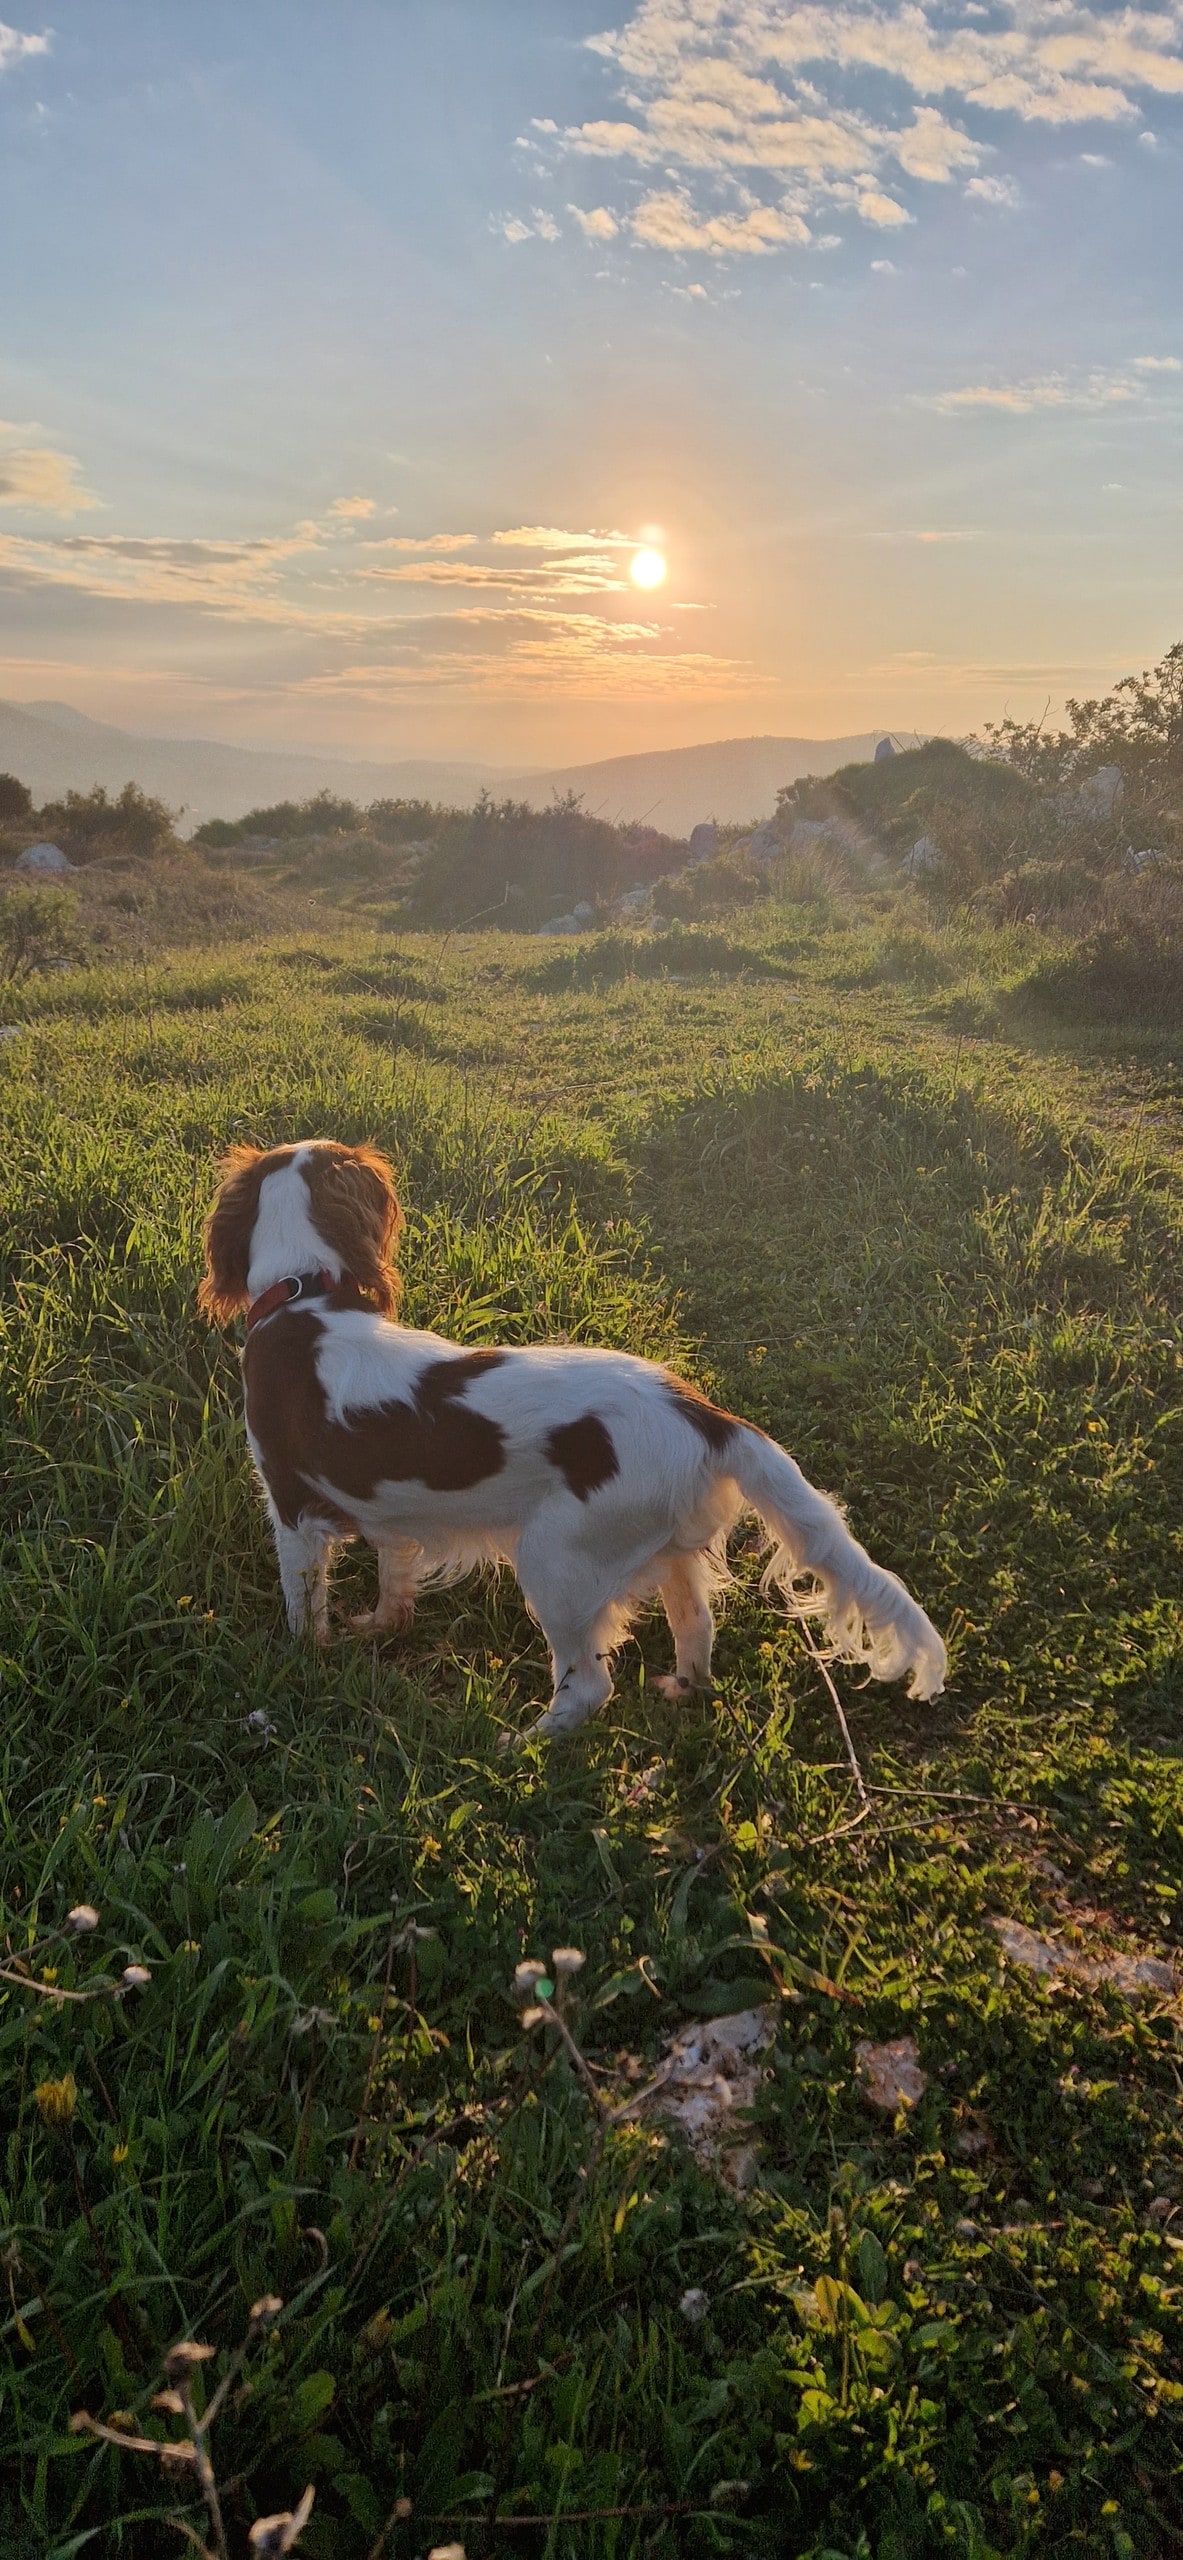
[
  {"left": 178, "top": 1595, "right": 193, "bottom": 1609},
  {"left": 34, "top": 2073, "right": 77, "bottom": 2127},
  {"left": 112, "top": 2142, "right": 129, "bottom": 2165}
]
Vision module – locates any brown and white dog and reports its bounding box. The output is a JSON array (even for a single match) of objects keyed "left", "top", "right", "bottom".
[{"left": 200, "top": 1139, "right": 946, "bottom": 1739}]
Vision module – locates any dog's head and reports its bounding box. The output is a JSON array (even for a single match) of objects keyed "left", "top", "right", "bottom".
[{"left": 198, "top": 1139, "right": 402, "bottom": 1323}]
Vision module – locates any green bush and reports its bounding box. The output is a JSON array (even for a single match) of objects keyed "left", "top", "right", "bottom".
[
  {"left": 0, "top": 883, "right": 80, "bottom": 983},
  {"left": 35, "top": 781, "right": 179, "bottom": 863}
]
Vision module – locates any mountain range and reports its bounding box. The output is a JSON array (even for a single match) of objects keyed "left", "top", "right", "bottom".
[{"left": 0, "top": 697, "right": 911, "bottom": 836}]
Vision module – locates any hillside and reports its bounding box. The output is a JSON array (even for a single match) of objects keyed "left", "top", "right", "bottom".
[
  {"left": 0, "top": 700, "right": 504, "bottom": 830},
  {"left": 504, "top": 731, "right": 918, "bottom": 832},
  {"left": 0, "top": 697, "right": 914, "bottom": 835}
]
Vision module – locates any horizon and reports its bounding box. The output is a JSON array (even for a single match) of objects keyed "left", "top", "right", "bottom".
[{"left": 2, "top": 2, "right": 1182, "bottom": 767}]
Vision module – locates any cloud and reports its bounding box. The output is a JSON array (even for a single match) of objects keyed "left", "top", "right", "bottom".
[
  {"left": 0, "top": 508, "right": 735, "bottom": 703},
  {"left": 514, "top": 0, "right": 1183, "bottom": 265},
  {"left": 0, "top": 21, "right": 49, "bottom": 76},
  {"left": 497, "top": 209, "right": 560, "bottom": 243},
  {"left": 488, "top": 523, "right": 631, "bottom": 548},
  {"left": 930, "top": 362, "right": 1174, "bottom": 412},
  {"left": 369, "top": 531, "right": 479, "bottom": 551},
  {"left": 0, "top": 441, "right": 97, "bottom": 514},
  {"left": 327, "top": 495, "right": 376, "bottom": 519},
  {"left": 630, "top": 187, "right": 810, "bottom": 251},
  {"left": 856, "top": 189, "right": 913, "bottom": 227},
  {"left": 567, "top": 202, "right": 620, "bottom": 239}
]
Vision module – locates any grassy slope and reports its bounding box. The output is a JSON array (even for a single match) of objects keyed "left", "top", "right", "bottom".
[{"left": 0, "top": 904, "right": 1181, "bottom": 2559}]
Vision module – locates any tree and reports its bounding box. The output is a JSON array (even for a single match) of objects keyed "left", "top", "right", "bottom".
[{"left": 0, "top": 772, "right": 33, "bottom": 825}]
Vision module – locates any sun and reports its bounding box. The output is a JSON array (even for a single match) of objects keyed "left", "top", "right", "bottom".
[{"left": 629, "top": 545, "right": 667, "bottom": 589}]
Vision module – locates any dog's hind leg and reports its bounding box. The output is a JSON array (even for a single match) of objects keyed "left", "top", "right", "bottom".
[
  {"left": 274, "top": 1516, "right": 334, "bottom": 1642},
  {"left": 653, "top": 1550, "right": 716, "bottom": 1700}
]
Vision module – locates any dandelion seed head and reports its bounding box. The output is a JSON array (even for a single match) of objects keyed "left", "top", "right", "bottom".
[{"left": 66, "top": 1904, "right": 100, "bottom": 1932}]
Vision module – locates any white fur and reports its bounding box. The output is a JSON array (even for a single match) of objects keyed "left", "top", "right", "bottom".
[
  {"left": 249, "top": 1304, "right": 946, "bottom": 1737},
  {"left": 247, "top": 1150, "right": 345, "bottom": 1299}
]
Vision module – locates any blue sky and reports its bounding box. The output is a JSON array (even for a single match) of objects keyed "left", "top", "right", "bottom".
[{"left": 1, "top": 0, "right": 1181, "bottom": 765}]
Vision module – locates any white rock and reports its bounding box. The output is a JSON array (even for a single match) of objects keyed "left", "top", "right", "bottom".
[
  {"left": 1125, "top": 847, "right": 1162, "bottom": 871},
  {"left": 15, "top": 841, "right": 73, "bottom": 874},
  {"left": 902, "top": 835, "right": 941, "bottom": 879},
  {"left": 689, "top": 822, "right": 718, "bottom": 862}
]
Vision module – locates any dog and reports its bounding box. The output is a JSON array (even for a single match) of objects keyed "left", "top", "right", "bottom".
[{"left": 200, "top": 1138, "right": 946, "bottom": 1739}]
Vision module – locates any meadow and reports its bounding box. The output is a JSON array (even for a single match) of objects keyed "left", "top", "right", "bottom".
[{"left": 0, "top": 890, "right": 1181, "bottom": 2558}]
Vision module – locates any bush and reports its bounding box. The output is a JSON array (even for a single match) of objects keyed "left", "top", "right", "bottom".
[
  {"left": 35, "top": 782, "right": 178, "bottom": 863},
  {"left": 1018, "top": 921, "right": 1183, "bottom": 1026},
  {"left": 0, "top": 884, "right": 80, "bottom": 982}
]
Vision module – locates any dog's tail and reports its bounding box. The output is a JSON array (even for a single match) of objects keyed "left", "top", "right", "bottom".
[{"left": 728, "top": 1427, "right": 946, "bottom": 1700}]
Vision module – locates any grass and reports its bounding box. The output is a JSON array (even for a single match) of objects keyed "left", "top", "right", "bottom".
[{"left": 1, "top": 901, "right": 1181, "bottom": 2557}]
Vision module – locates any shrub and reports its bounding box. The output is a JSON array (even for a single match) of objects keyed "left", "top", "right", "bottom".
[
  {"left": 35, "top": 782, "right": 178, "bottom": 863},
  {"left": 0, "top": 884, "right": 80, "bottom": 982}
]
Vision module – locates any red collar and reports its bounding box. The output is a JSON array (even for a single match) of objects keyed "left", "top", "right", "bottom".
[{"left": 246, "top": 1268, "right": 364, "bottom": 1332}]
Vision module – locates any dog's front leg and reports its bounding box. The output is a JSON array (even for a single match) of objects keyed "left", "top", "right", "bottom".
[
  {"left": 273, "top": 1517, "right": 334, "bottom": 1642},
  {"left": 353, "top": 1537, "right": 421, "bottom": 1635}
]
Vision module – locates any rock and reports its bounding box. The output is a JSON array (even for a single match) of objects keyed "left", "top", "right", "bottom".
[
  {"left": 15, "top": 841, "right": 73, "bottom": 874},
  {"left": 902, "top": 835, "right": 941, "bottom": 879},
  {"left": 534, "top": 913, "right": 582, "bottom": 936},
  {"left": 614, "top": 885, "right": 650, "bottom": 917},
  {"left": 645, "top": 2007, "right": 776, "bottom": 2190},
  {"left": 1125, "top": 847, "right": 1162, "bottom": 872},
  {"left": 688, "top": 822, "right": 718, "bottom": 863},
  {"left": 854, "top": 2035, "right": 928, "bottom": 2113},
  {"left": 746, "top": 823, "right": 782, "bottom": 867},
  {"left": 989, "top": 1916, "right": 1176, "bottom": 1996},
  {"left": 874, "top": 737, "right": 896, "bottom": 761},
  {"left": 1055, "top": 763, "right": 1123, "bottom": 823},
  {"left": 571, "top": 901, "right": 594, "bottom": 922}
]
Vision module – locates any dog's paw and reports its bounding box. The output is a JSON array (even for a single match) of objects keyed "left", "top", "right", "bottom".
[
  {"left": 651, "top": 1672, "right": 707, "bottom": 1702},
  {"left": 350, "top": 1604, "right": 414, "bottom": 1637}
]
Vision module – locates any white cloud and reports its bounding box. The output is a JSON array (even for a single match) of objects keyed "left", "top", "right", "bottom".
[
  {"left": 568, "top": 202, "right": 620, "bottom": 239},
  {"left": 856, "top": 189, "right": 913, "bottom": 227},
  {"left": 369, "top": 531, "right": 479, "bottom": 551},
  {"left": 327, "top": 495, "right": 376, "bottom": 519},
  {"left": 488, "top": 523, "right": 631, "bottom": 548},
  {"left": 0, "top": 21, "right": 49, "bottom": 75},
  {"left": 499, "top": 215, "right": 535, "bottom": 244},
  {"left": 515, "top": 0, "right": 1183, "bottom": 265},
  {"left": 870, "top": 258, "right": 899, "bottom": 272},
  {"left": 931, "top": 361, "right": 1176, "bottom": 412},
  {"left": 630, "top": 187, "right": 810, "bottom": 251},
  {"left": 0, "top": 440, "right": 96, "bottom": 514}
]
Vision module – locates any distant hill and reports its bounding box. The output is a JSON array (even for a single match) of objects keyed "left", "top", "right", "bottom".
[
  {"left": 0, "top": 698, "right": 919, "bottom": 838},
  {"left": 503, "top": 734, "right": 921, "bottom": 835},
  {"left": 0, "top": 700, "right": 506, "bottom": 830}
]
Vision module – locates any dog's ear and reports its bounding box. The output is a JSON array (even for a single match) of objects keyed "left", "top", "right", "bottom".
[
  {"left": 197, "top": 1144, "right": 267, "bottom": 1323},
  {"left": 305, "top": 1144, "right": 403, "bottom": 1316}
]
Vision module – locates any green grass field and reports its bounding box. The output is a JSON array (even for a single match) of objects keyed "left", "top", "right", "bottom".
[{"left": 1, "top": 898, "right": 1181, "bottom": 2558}]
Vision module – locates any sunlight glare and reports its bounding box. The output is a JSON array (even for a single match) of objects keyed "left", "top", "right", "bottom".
[{"left": 629, "top": 546, "right": 667, "bottom": 590}]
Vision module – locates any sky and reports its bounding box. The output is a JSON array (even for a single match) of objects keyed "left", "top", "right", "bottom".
[{"left": 1, "top": 0, "right": 1182, "bottom": 770}]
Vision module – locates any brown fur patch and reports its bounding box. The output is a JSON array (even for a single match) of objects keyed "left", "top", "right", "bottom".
[
  {"left": 545, "top": 1414, "right": 619, "bottom": 1502},
  {"left": 199, "top": 1139, "right": 402, "bottom": 1323},
  {"left": 663, "top": 1374, "right": 740, "bottom": 1456},
  {"left": 243, "top": 1325, "right": 508, "bottom": 1528}
]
